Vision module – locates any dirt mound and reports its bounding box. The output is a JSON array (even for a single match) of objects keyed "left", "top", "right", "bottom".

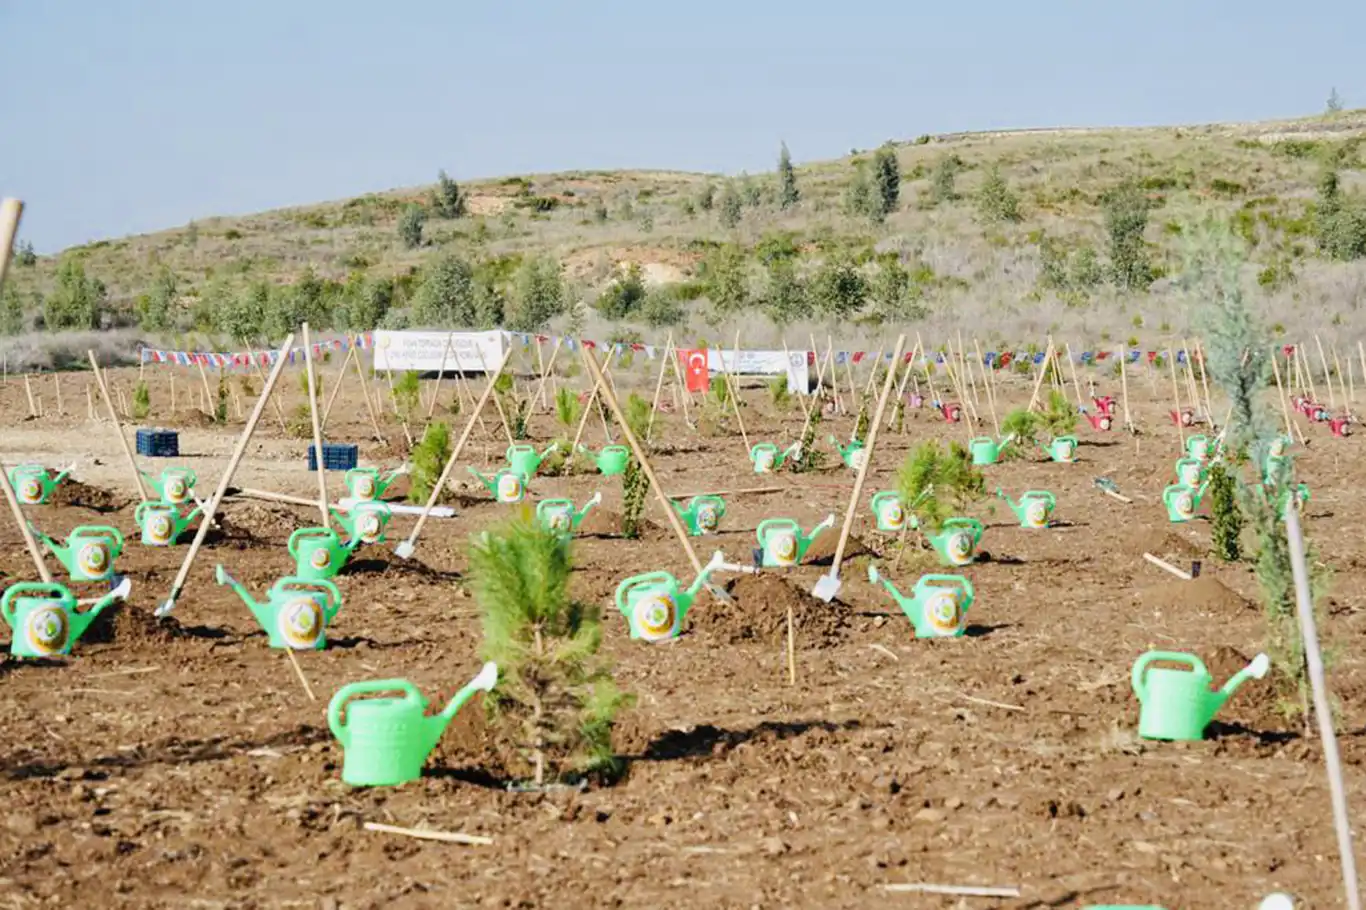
[
  {"left": 49, "top": 480, "right": 133, "bottom": 513},
  {"left": 1128, "top": 526, "right": 1205, "bottom": 561},
  {"left": 220, "top": 502, "right": 300, "bottom": 542},
  {"left": 690, "top": 573, "right": 849, "bottom": 647},
  {"left": 801, "top": 530, "right": 873, "bottom": 566},
  {"left": 1143, "top": 575, "right": 1254, "bottom": 615},
  {"left": 576, "top": 508, "right": 666, "bottom": 541},
  {"left": 1203, "top": 644, "right": 1288, "bottom": 733},
  {"left": 84, "top": 601, "right": 178, "bottom": 646}
]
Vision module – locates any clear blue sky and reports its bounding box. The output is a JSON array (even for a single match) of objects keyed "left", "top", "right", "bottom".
[{"left": 1, "top": 0, "right": 1360, "bottom": 254}]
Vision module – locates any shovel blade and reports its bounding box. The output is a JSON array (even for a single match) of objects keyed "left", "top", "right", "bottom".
[
  {"left": 811, "top": 572, "right": 841, "bottom": 603},
  {"left": 394, "top": 539, "right": 417, "bottom": 560}
]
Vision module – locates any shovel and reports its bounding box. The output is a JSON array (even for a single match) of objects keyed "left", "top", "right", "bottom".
[
  {"left": 79, "top": 576, "right": 132, "bottom": 606},
  {"left": 338, "top": 497, "right": 455, "bottom": 518},
  {"left": 814, "top": 333, "right": 906, "bottom": 602}
]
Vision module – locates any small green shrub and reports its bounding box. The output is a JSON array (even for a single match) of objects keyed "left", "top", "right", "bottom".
[
  {"left": 132, "top": 381, "right": 151, "bottom": 419},
  {"left": 408, "top": 421, "right": 451, "bottom": 504}
]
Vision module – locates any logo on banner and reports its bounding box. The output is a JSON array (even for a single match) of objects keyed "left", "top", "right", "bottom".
[{"left": 680, "top": 350, "right": 710, "bottom": 393}]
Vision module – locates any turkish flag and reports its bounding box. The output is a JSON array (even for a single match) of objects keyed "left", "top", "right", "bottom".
[{"left": 680, "top": 349, "right": 710, "bottom": 393}]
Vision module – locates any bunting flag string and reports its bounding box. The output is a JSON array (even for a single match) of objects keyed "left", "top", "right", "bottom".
[{"left": 137, "top": 329, "right": 1199, "bottom": 373}]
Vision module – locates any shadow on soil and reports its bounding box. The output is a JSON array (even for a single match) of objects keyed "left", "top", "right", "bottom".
[{"left": 1, "top": 723, "right": 330, "bottom": 781}]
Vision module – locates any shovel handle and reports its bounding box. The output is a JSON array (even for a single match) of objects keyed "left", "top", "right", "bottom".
[{"left": 1131, "top": 651, "right": 1205, "bottom": 701}]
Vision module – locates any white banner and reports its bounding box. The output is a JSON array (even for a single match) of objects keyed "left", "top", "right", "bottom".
[
  {"left": 707, "top": 349, "right": 811, "bottom": 394},
  {"left": 371, "top": 330, "right": 508, "bottom": 372}
]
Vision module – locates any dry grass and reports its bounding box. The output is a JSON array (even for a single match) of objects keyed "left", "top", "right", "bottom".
[{"left": 6, "top": 109, "right": 1366, "bottom": 362}]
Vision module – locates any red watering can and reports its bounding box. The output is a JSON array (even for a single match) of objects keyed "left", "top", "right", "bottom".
[
  {"left": 1169, "top": 407, "right": 1196, "bottom": 427},
  {"left": 938, "top": 401, "right": 962, "bottom": 423},
  {"left": 1086, "top": 412, "right": 1112, "bottom": 431},
  {"left": 1330, "top": 415, "right": 1353, "bottom": 437},
  {"left": 1093, "top": 396, "right": 1115, "bottom": 417}
]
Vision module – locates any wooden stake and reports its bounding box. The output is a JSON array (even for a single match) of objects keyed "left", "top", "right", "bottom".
[
  {"left": 1196, "top": 340, "right": 1215, "bottom": 422},
  {"left": 194, "top": 358, "right": 215, "bottom": 417},
  {"left": 726, "top": 330, "right": 751, "bottom": 453},
  {"left": 284, "top": 647, "right": 317, "bottom": 702},
  {"left": 531, "top": 336, "right": 562, "bottom": 413},
  {"left": 1301, "top": 343, "right": 1320, "bottom": 402},
  {"left": 350, "top": 347, "right": 387, "bottom": 444},
  {"left": 86, "top": 383, "right": 94, "bottom": 420},
  {"left": 580, "top": 347, "right": 710, "bottom": 582},
  {"left": 363, "top": 822, "right": 492, "bottom": 847},
  {"left": 169, "top": 371, "right": 177, "bottom": 415},
  {"left": 1063, "top": 343, "right": 1085, "bottom": 407},
  {"left": 1180, "top": 339, "right": 1200, "bottom": 417},
  {"left": 666, "top": 344, "right": 694, "bottom": 427},
  {"left": 973, "top": 339, "right": 1000, "bottom": 437},
  {"left": 301, "top": 324, "right": 330, "bottom": 529},
  {"left": 1143, "top": 552, "right": 1193, "bottom": 580},
  {"left": 570, "top": 347, "right": 616, "bottom": 452},
  {"left": 87, "top": 353, "right": 149, "bottom": 502},
  {"left": 475, "top": 344, "right": 515, "bottom": 446},
  {"left": 320, "top": 345, "right": 355, "bottom": 430},
  {"left": 157, "top": 333, "right": 296, "bottom": 617},
  {"left": 1284, "top": 504, "right": 1363, "bottom": 910},
  {"left": 821, "top": 333, "right": 905, "bottom": 587},
  {"left": 645, "top": 332, "right": 674, "bottom": 442},
  {"left": 22, "top": 373, "right": 35, "bottom": 417},
  {"left": 1270, "top": 347, "right": 1297, "bottom": 441},
  {"left": 1167, "top": 347, "right": 1186, "bottom": 448},
  {"left": 1316, "top": 334, "right": 1337, "bottom": 410},
  {"left": 786, "top": 605, "right": 796, "bottom": 686},
  {"left": 53, "top": 373, "right": 62, "bottom": 415},
  {"left": 424, "top": 336, "right": 453, "bottom": 420},
  {"left": 1118, "top": 344, "right": 1132, "bottom": 430},
  {"left": 1026, "top": 340, "right": 1054, "bottom": 413},
  {"left": 397, "top": 352, "right": 510, "bottom": 557}
]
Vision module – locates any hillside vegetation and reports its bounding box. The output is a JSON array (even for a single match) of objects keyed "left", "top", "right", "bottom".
[{"left": 6, "top": 109, "right": 1366, "bottom": 367}]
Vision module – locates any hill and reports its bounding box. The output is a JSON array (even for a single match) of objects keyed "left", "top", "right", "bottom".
[{"left": 5, "top": 108, "right": 1366, "bottom": 368}]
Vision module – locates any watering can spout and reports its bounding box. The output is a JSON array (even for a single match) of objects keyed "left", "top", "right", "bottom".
[
  {"left": 1220, "top": 652, "right": 1271, "bottom": 698},
  {"left": 53, "top": 462, "right": 76, "bottom": 484},
  {"left": 73, "top": 576, "right": 132, "bottom": 639},
  {"left": 433, "top": 661, "right": 500, "bottom": 740},
  {"left": 215, "top": 565, "right": 260, "bottom": 612},
  {"left": 687, "top": 550, "right": 726, "bottom": 598}
]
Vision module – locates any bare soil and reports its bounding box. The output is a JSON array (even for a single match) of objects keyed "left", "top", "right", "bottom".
[{"left": 0, "top": 367, "right": 1362, "bottom": 908}]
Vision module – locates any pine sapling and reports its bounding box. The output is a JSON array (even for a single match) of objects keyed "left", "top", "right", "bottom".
[
  {"left": 620, "top": 394, "right": 652, "bottom": 538},
  {"left": 214, "top": 373, "right": 230, "bottom": 424},
  {"left": 132, "top": 381, "right": 151, "bottom": 420},
  {"left": 407, "top": 420, "right": 450, "bottom": 504},
  {"left": 1207, "top": 462, "right": 1242, "bottom": 561},
  {"left": 469, "top": 513, "right": 631, "bottom": 786}
]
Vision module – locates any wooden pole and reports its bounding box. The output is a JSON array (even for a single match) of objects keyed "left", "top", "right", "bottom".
[
  {"left": 645, "top": 332, "right": 674, "bottom": 442},
  {"left": 1167, "top": 347, "right": 1185, "bottom": 449},
  {"left": 579, "top": 347, "right": 710, "bottom": 581},
  {"left": 570, "top": 347, "right": 616, "bottom": 452},
  {"left": 819, "top": 333, "right": 906, "bottom": 589},
  {"left": 973, "top": 338, "right": 1000, "bottom": 437},
  {"left": 1196, "top": 340, "right": 1215, "bottom": 423},
  {"left": 531, "top": 336, "right": 562, "bottom": 413},
  {"left": 1316, "top": 334, "right": 1337, "bottom": 410},
  {"left": 726, "top": 330, "right": 751, "bottom": 453},
  {"left": 156, "top": 333, "right": 296, "bottom": 617},
  {"left": 320, "top": 345, "right": 355, "bottom": 430},
  {"left": 424, "top": 335, "right": 453, "bottom": 420},
  {"left": 475, "top": 343, "right": 515, "bottom": 446},
  {"left": 396, "top": 351, "right": 510, "bottom": 558},
  {"left": 1269, "top": 346, "right": 1299, "bottom": 443},
  {"left": 1284, "top": 504, "right": 1363, "bottom": 910},
  {"left": 244, "top": 340, "right": 289, "bottom": 432},
  {"left": 87, "top": 353, "right": 149, "bottom": 502},
  {"left": 194, "top": 358, "right": 215, "bottom": 417},
  {"left": 0, "top": 198, "right": 55, "bottom": 583},
  {"left": 53, "top": 373, "right": 62, "bottom": 415},
  {"left": 350, "top": 347, "right": 387, "bottom": 444},
  {"left": 22, "top": 373, "right": 35, "bottom": 417},
  {"left": 1026, "top": 340, "right": 1054, "bottom": 413},
  {"left": 301, "top": 324, "right": 330, "bottom": 529},
  {"left": 1120, "top": 343, "right": 1133, "bottom": 429}
]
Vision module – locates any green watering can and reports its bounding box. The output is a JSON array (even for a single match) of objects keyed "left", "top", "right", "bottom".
[
  {"left": 135, "top": 500, "right": 202, "bottom": 546},
  {"left": 1163, "top": 483, "right": 1207, "bottom": 523},
  {"left": 615, "top": 551, "right": 735, "bottom": 642},
  {"left": 1175, "top": 456, "right": 1206, "bottom": 489},
  {"left": 1043, "top": 435, "right": 1079, "bottom": 463},
  {"left": 867, "top": 565, "right": 974, "bottom": 638},
  {"left": 30, "top": 523, "right": 124, "bottom": 582},
  {"left": 329, "top": 501, "right": 393, "bottom": 545},
  {"left": 673, "top": 495, "right": 727, "bottom": 536},
  {"left": 870, "top": 491, "right": 908, "bottom": 532},
  {"left": 328, "top": 661, "right": 499, "bottom": 787},
  {"left": 343, "top": 464, "right": 407, "bottom": 501},
  {"left": 1185, "top": 434, "right": 1211, "bottom": 462},
  {"left": 9, "top": 462, "right": 74, "bottom": 506},
  {"left": 536, "top": 492, "right": 602, "bottom": 536},
  {"left": 829, "top": 436, "right": 867, "bottom": 471},
  {"left": 969, "top": 435, "right": 1014, "bottom": 466},
  {"left": 139, "top": 467, "right": 197, "bottom": 505},
  {"left": 288, "top": 527, "right": 364, "bottom": 581},
  {"left": 506, "top": 443, "right": 559, "bottom": 478},
  {"left": 1, "top": 578, "right": 131, "bottom": 658},
  {"left": 996, "top": 488, "right": 1055, "bottom": 529},
  {"left": 749, "top": 442, "right": 800, "bottom": 474},
  {"left": 578, "top": 444, "right": 631, "bottom": 477},
  {"left": 1131, "top": 650, "right": 1269, "bottom": 741},
  {"left": 216, "top": 565, "right": 342, "bottom": 650},
  {"left": 755, "top": 514, "right": 835, "bottom": 568},
  {"left": 925, "top": 517, "right": 983, "bottom": 567},
  {"left": 468, "top": 467, "right": 528, "bottom": 504},
  {"left": 1267, "top": 434, "right": 1292, "bottom": 459}
]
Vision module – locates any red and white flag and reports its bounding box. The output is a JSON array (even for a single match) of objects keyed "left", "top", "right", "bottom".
[{"left": 679, "top": 349, "right": 710, "bottom": 393}]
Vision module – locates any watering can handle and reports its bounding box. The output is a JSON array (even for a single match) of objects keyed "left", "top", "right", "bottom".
[
  {"left": 327, "top": 679, "right": 424, "bottom": 741},
  {"left": 755, "top": 518, "right": 796, "bottom": 540},
  {"left": 614, "top": 573, "right": 676, "bottom": 612},
  {"left": 921, "top": 574, "right": 974, "bottom": 605},
  {"left": 286, "top": 529, "right": 307, "bottom": 558},
  {"left": 1131, "top": 651, "right": 1205, "bottom": 702},
  {"left": 73, "top": 525, "right": 125, "bottom": 550},
  {"left": 276, "top": 578, "right": 343, "bottom": 615},
  {"left": 1, "top": 582, "right": 75, "bottom": 620}
]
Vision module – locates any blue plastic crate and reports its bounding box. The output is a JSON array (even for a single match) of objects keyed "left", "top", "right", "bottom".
[
  {"left": 135, "top": 428, "right": 180, "bottom": 458},
  {"left": 306, "top": 442, "right": 358, "bottom": 472}
]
